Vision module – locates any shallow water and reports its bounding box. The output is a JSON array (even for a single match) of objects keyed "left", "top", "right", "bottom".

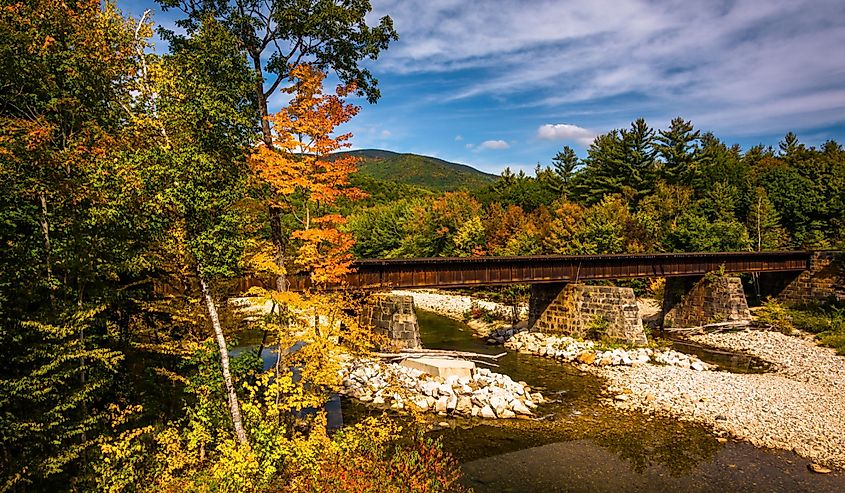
[
  {"left": 666, "top": 337, "right": 773, "bottom": 374},
  {"left": 414, "top": 310, "right": 845, "bottom": 492}
]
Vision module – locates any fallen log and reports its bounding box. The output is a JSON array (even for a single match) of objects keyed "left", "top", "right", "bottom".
[
  {"left": 664, "top": 320, "right": 751, "bottom": 335},
  {"left": 373, "top": 348, "right": 507, "bottom": 361}
]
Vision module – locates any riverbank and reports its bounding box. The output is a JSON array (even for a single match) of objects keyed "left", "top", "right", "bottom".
[
  {"left": 392, "top": 289, "right": 845, "bottom": 469},
  {"left": 392, "top": 288, "right": 527, "bottom": 340},
  {"left": 596, "top": 329, "right": 845, "bottom": 469},
  {"left": 391, "top": 289, "right": 527, "bottom": 319}
]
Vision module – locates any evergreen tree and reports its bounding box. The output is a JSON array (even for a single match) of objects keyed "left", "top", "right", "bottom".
[
  {"left": 779, "top": 131, "right": 803, "bottom": 158},
  {"left": 551, "top": 145, "right": 580, "bottom": 187},
  {"left": 620, "top": 118, "right": 658, "bottom": 203},
  {"left": 656, "top": 117, "right": 700, "bottom": 185},
  {"left": 574, "top": 119, "right": 657, "bottom": 206},
  {"left": 573, "top": 130, "right": 625, "bottom": 204}
]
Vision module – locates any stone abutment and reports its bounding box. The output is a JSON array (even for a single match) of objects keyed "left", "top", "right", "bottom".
[{"left": 529, "top": 283, "right": 647, "bottom": 344}]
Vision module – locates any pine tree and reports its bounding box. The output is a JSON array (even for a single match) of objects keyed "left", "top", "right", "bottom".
[
  {"left": 551, "top": 146, "right": 580, "bottom": 186},
  {"left": 656, "top": 117, "right": 700, "bottom": 185}
]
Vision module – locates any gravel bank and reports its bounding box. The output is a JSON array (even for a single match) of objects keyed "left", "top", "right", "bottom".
[
  {"left": 597, "top": 329, "right": 845, "bottom": 469},
  {"left": 390, "top": 289, "right": 527, "bottom": 320},
  {"left": 506, "top": 331, "right": 714, "bottom": 371}
]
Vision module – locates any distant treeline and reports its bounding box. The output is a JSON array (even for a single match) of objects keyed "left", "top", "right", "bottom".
[{"left": 347, "top": 118, "right": 845, "bottom": 258}]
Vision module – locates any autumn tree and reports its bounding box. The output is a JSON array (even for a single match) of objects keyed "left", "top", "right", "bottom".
[
  {"left": 250, "top": 64, "right": 364, "bottom": 287},
  {"left": 0, "top": 0, "right": 156, "bottom": 487},
  {"left": 400, "top": 192, "right": 485, "bottom": 257},
  {"left": 133, "top": 17, "right": 258, "bottom": 446},
  {"left": 158, "top": 0, "right": 397, "bottom": 290}
]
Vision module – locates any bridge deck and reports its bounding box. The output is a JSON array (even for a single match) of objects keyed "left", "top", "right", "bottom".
[{"left": 285, "top": 251, "right": 812, "bottom": 291}]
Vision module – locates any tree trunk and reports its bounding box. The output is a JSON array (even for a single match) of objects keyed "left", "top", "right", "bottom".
[
  {"left": 269, "top": 205, "right": 288, "bottom": 291},
  {"left": 200, "top": 275, "right": 248, "bottom": 446},
  {"left": 251, "top": 53, "right": 273, "bottom": 147},
  {"left": 38, "top": 191, "right": 54, "bottom": 304},
  {"left": 249, "top": 53, "right": 290, "bottom": 292}
]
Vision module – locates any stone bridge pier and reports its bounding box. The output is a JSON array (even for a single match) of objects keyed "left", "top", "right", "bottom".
[
  {"left": 660, "top": 253, "right": 843, "bottom": 328},
  {"left": 359, "top": 294, "right": 421, "bottom": 350},
  {"left": 661, "top": 276, "right": 751, "bottom": 328},
  {"left": 762, "top": 251, "right": 844, "bottom": 305},
  {"left": 528, "top": 283, "right": 647, "bottom": 344}
]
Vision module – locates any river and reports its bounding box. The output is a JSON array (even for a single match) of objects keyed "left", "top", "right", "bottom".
[{"left": 412, "top": 310, "right": 845, "bottom": 492}]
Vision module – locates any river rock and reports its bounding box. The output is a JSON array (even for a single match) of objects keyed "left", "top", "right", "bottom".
[
  {"left": 480, "top": 405, "right": 496, "bottom": 419},
  {"left": 512, "top": 399, "right": 532, "bottom": 415},
  {"left": 456, "top": 396, "right": 472, "bottom": 414},
  {"left": 340, "top": 357, "right": 541, "bottom": 420},
  {"left": 498, "top": 408, "right": 516, "bottom": 418},
  {"left": 577, "top": 351, "right": 597, "bottom": 364}
]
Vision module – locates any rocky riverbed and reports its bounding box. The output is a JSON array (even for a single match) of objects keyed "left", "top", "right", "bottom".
[
  {"left": 596, "top": 329, "right": 845, "bottom": 469},
  {"left": 391, "top": 289, "right": 527, "bottom": 320},
  {"left": 505, "top": 331, "right": 715, "bottom": 371},
  {"left": 339, "top": 358, "right": 544, "bottom": 419},
  {"left": 390, "top": 290, "right": 845, "bottom": 469}
]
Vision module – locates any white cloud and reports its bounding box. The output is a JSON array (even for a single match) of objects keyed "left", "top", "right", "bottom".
[
  {"left": 454, "top": 134, "right": 464, "bottom": 141},
  {"left": 465, "top": 143, "right": 474, "bottom": 149},
  {"left": 478, "top": 139, "right": 510, "bottom": 150},
  {"left": 537, "top": 123, "right": 597, "bottom": 146},
  {"left": 380, "top": 129, "right": 392, "bottom": 138},
  {"left": 478, "top": 140, "right": 511, "bottom": 150},
  {"left": 369, "top": 0, "right": 845, "bottom": 134}
]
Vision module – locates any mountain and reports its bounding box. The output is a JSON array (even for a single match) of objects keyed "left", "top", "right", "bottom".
[{"left": 336, "top": 149, "right": 497, "bottom": 192}]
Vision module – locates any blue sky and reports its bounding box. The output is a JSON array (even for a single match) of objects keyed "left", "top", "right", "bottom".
[{"left": 119, "top": 0, "right": 845, "bottom": 175}]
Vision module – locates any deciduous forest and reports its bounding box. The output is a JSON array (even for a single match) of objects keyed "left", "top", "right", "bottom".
[
  {"left": 1, "top": 1, "right": 844, "bottom": 492},
  {"left": 348, "top": 120, "right": 845, "bottom": 260}
]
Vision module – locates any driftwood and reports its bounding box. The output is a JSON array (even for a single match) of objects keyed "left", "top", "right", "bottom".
[
  {"left": 469, "top": 359, "right": 500, "bottom": 368},
  {"left": 663, "top": 320, "right": 751, "bottom": 335},
  {"left": 373, "top": 348, "right": 507, "bottom": 361}
]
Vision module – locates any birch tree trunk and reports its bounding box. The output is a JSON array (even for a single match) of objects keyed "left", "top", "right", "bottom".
[
  {"left": 38, "top": 191, "right": 54, "bottom": 305},
  {"left": 200, "top": 275, "right": 248, "bottom": 446}
]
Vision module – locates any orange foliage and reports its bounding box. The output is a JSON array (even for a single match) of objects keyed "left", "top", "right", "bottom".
[{"left": 249, "top": 65, "right": 365, "bottom": 285}]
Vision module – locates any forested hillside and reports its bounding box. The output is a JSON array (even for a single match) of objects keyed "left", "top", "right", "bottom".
[
  {"left": 337, "top": 149, "right": 497, "bottom": 191},
  {"left": 346, "top": 118, "right": 845, "bottom": 259}
]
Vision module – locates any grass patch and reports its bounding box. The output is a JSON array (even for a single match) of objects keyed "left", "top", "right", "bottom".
[{"left": 757, "top": 298, "right": 845, "bottom": 354}]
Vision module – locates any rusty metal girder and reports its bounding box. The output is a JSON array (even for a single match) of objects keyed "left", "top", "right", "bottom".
[{"left": 281, "top": 251, "right": 815, "bottom": 291}]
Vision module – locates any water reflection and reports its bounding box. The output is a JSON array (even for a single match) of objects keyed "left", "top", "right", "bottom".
[
  {"left": 415, "top": 310, "right": 844, "bottom": 492},
  {"left": 231, "top": 340, "right": 343, "bottom": 430}
]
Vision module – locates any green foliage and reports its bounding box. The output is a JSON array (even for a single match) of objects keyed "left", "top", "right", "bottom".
[
  {"left": 757, "top": 300, "right": 845, "bottom": 353},
  {"left": 157, "top": 0, "right": 397, "bottom": 104},
  {"left": 666, "top": 213, "right": 751, "bottom": 252},
  {"left": 586, "top": 315, "right": 611, "bottom": 341},
  {"left": 346, "top": 174, "right": 436, "bottom": 209},
  {"left": 746, "top": 187, "right": 788, "bottom": 250},
  {"left": 2, "top": 310, "right": 124, "bottom": 488},
  {"left": 153, "top": 17, "right": 257, "bottom": 279},
  {"left": 339, "top": 149, "right": 496, "bottom": 191},
  {"left": 346, "top": 199, "right": 417, "bottom": 258},
  {"left": 475, "top": 167, "right": 560, "bottom": 211}
]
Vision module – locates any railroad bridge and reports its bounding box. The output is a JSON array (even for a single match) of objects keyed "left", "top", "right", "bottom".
[{"left": 284, "top": 251, "right": 842, "bottom": 348}]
